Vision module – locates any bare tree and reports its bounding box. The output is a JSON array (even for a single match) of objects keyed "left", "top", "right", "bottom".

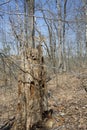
[
  {"left": 11, "top": 1, "right": 49, "bottom": 130},
  {"left": 56, "top": 0, "right": 63, "bottom": 72},
  {"left": 62, "top": 0, "right": 67, "bottom": 71},
  {"left": 83, "top": 0, "right": 87, "bottom": 55},
  {"left": 25, "top": 0, "right": 35, "bottom": 48}
]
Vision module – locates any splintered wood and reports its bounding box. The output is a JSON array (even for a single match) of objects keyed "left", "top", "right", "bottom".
[{"left": 15, "top": 46, "right": 47, "bottom": 130}]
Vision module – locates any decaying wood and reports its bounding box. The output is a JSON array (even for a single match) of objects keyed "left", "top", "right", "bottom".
[
  {"left": 30, "top": 109, "right": 54, "bottom": 130},
  {"left": 12, "top": 45, "right": 48, "bottom": 130},
  {"left": 0, "top": 116, "right": 15, "bottom": 130}
]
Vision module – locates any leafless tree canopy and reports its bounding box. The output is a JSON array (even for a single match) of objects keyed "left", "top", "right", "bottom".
[{"left": 0, "top": 0, "right": 87, "bottom": 130}]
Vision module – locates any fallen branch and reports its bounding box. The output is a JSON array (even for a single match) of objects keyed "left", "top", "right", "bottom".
[{"left": 0, "top": 116, "right": 15, "bottom": 130}]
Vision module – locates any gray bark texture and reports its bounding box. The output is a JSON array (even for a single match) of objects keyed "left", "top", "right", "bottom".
[
  {"left": 56, "top": 0, "right": 63, "bottom": 72},
  {"left": 25, "top": 0, "right": 35, "bottom": 48}
]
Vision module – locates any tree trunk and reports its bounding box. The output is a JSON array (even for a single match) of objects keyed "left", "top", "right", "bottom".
[
  {"left": 56, "top": 0, "right": 63, "bottom": 72},
  {"left": 62, "top": 0, "right": 67, "bottom": 71},
  {"left": 14, "top": 45, "right": 48, "bottom": 130},
  {"left": 85, "top": 3, "right": 87, "bottom": 55},
  {"left": 25, "top": 0, "right": 35, "bottom": 48},
  {"left": 83, "top": 0, "right": 87, "bottom": 56}
]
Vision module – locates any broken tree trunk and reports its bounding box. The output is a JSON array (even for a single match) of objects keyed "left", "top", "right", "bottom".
[{"left": 13, "top": 45, "right": 48, "bottom": 130}]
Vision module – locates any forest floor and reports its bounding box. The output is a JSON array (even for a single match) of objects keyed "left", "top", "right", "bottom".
[
  {"left": 0, "top": 71, "right": 87, "bottom": 130},
  {"left": 47, "top": 72, "right": 87, "bottom": 130}
]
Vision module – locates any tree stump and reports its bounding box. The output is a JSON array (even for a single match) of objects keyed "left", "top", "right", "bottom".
[{"left": 14, "top": 45, "right": 48, "bottom": 130}]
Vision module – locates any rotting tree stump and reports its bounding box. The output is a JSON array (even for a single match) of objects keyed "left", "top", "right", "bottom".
[{"left": 13, "top": 45, "right": 48, "bottom": 130}]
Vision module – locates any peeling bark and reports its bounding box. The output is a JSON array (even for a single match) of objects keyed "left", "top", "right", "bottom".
[{"left": 13, "top": 45, "right": 48, "bottom": 130}]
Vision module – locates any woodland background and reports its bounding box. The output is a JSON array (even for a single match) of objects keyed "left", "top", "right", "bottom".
[{"left": 0, "top": 0, "right": 87, "bottom": 130}]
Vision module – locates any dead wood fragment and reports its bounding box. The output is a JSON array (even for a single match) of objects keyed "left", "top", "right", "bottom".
[{"left": 0, "top": 116, "right": 15, "bottom": 130}]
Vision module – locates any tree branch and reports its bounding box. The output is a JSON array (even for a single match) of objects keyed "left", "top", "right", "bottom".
[{"left": 0, "top": 0, "right": 11, "bottom": 6}]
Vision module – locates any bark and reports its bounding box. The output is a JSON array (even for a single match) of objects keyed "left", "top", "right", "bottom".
[
  {"left": 62, "top": 0, "right": 67, "bottom": 71},
  {"left": 25, "top": 0, "right": 35, "bottom": 48},
  {"left": 14, "top": 45, "right": 48, "bottom": 130},
  {"left": 56, "top": 0, "right": 63, "bottom": 72},
  {"left": 85, "top": 2, "right": 87, "bottom": 54},
  {"left": 82, "top": 0, "right": 87, "bottom": 56}
]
